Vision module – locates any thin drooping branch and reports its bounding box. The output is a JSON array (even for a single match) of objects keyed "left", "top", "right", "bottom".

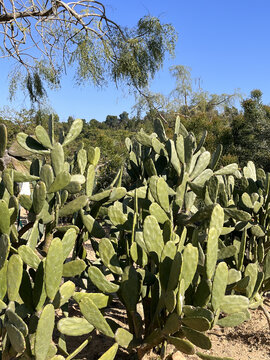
[{"left": 0, "top": 0, "right": 126, "bottom": 74}]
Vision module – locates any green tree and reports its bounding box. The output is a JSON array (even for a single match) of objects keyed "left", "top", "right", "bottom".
[
  {"left": 105, "top": 115, "right": 118, "bottom": 128},
  {"left": 0, "top": 1, "right": 177, "bottom": 101},
  {"left": 232, "top": 89, "right": 270, "bottom": 170}
]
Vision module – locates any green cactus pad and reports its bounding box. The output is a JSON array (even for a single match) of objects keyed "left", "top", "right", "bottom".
[
  {"left": 197, "top": 352, "right": 234, "bottom": 360},
  {"left": 108, "top": 187, "right": 126, "bottom": 202},
  {"left": 227, "top": 269, "right": 241, "bottom": 285},
  {"left": 237, "top": 230, "right": 247, "bottom": 271},
  {"left": 89, "top": 189, "right": 111, "bottom": 202},
  {"left": 175, "top": 116, "right": 188, "bottom": 137},
  {"left": 224, "top": 208, "right": 251, "bottom": 222},
  {"left": 79, "top": 296, "right": 114, "bottom": 337},
  {"left": 62, "top": 119, "right": 83, "bottom": 146},
  {"left": 154, "top": 118, "right": 167, "bottom": 142},
  {"left": 217, "top": 311, "right": 250, "bottom": 327},
  {"left": 175, "top": 134, "right": 185, "bottom": 164},
  {"left": 212, "top": 262, "right": 228, "bottom": 311},
  {"left": 0, "top": 298, "right": 6, "bottom": 310},
  {"left": 182, "top": 306, "right": 214, "bottom": 323},
  {"left": 167, "top": 336, "right": 195, "bottom": 355},
  {"left": 27, "top": 220, "right": 39, "bottom": 249},
  {"left": 62, "top": 228, "right": 77, "bottom": 260},
  {"left": 182, "top": 326, "right": 211, "bottom": 350},
  {"left": 0, "top": 234, "right": 10, "bottom": 270},
  {"left": 120, "top": 266, "right": 140, "bottom": 312},
  {"left": 40, "top": 164, "right": 54, "bottom": 190},
  {"left": 7, "top": 254, "right": 23, "bottom": 301},
  {"left": 81, "top": 212, "right": 106, "bottom": 237},
  {"left": 87, "top": 146, "right": 100, "bottom": 166},
  {"left": 244, "top": 263, "right": 258, "bottom": 298},
  {"left": 136, "top": 129, "right": 153, "bottom": 147},
  {"left": 99, "top": 238, "right": 123, "bottom": 275},
  {"left": 98, "top": 343, "right": 118, "bottom": 360},
  {"left": 88, "top": 266, "right": 119, "bottom": 293},
  {"left": 18, "top": 245, "right": 41, "bottom": 269},
  {"left": 182, "top": 317, "right": 210, "bottom": 332},
  {"left": 166, "top": 139, "right": 181, "bottom": 175},
  {"left": 0, "top": 260, "right": 7, "bottom": 299},
  {"left": 190, "top": 151, "right": 211, "bottom": 180},
  {"left": 209, "top": 204, "right": 224, "bottom": 237},
  {"left": 73, "top": 292, "right": 109, "bottom": 309},
  {"left": 130, "top": 242, "right": 148, "bottom": 267},
  {"left": 180, "top": 243, "right": 198, "bottom": 291},
  {"left": 115, "top": 328, "right": 134, "bottom": 349},
  {"left": 149, "top": 202, "right": 169, "bottom": 224},
  {"left": 250, "top": 224, "right": 265, "bottom": 237},
  {"left": 17, "top": 132, "right": 50, "bottom": 154},
  {"left": 58, "top": 280, "right": 75, "bottom": 307},
  {"left": 35, "top": 304, "right": 55, "bottom": 360},
  {"left": 63, "top": 259, "right": 86, "bottom": 277},
  {"left": 0, "top": 123, "right": 7, "bottom": 157},
  {"left": 206, "top": 228, "right": 219, "bottom": 280},
  {"left": 162, "top": 313, "right": 181, "bottom": 335},
  {"left": 152, "top": 137, "right": 168, "bottom": 156},
  {"left": 45, "top": 238, "right": 63, "bottom": 300},
  {"left": 143, "top": 215, "right": 164, "bottom": 262},
  {"left": 220, "top": 295, "right": 249, "bottom": 314},
  {"left": 51, "top": 143, "right": 65, "bottom": 176},
  {"left": 264, "top": 251, "right": 270, "bottom": 280},
  {"left": 35, "top": 125, "right": 52, "bottom": 149},
  {"left": 13, "top": 171, "right": 39, "bottom": 182},
  {"left": 6, "top": 308, "right": 28, "bottom": 336},
  {"left": 47, "top": 171, "right": 71, "bottom": 193},
  {"left": 108, "top": 204, "right": 128, "bottom": 226},
  {"left": 157, "top": 177, "right": 170, "bottom": 212},
  {"left": 86, "top": 164, "right": 95, "bottom": 196},
  {"left": 9, "top": 196, "right": 19, "bottom": 224},
  {"left": 3, "top": 169, "right": 14, "bottom": 195},
  {"left": 77, "top": 148, "right": 87, "bottom": 174},
  {"left": 192, "top": 169, "right": 213, "bottom": 187},
  {"left": 64, "top": 181, "right": 81, "bottom": 194},
  {"left": 19, "top": 269, "right": 34, "bottom": 311},
  {"left": 160, "top": 241, "right": 177, "bottom": 290},
  {"left": 57, "top": 317, "right": 94, "bottom": 336},
  {"left": 33, "top": 261, "right": 46, "bottom": 311},
  {"left": 59, "top": 195, "right": 88, "bottom": 217},
  {"left": 0, "top": 200, "right": 10, "bottom": 234},
  {"left": 6, "top": 323, "right": 26, "bottom": 354},
  {"left": 175, "top": 279, "right": 184, "bottom": 316},
  {"left": 218, "top": 245, "right": 238, "bottom": 260}
]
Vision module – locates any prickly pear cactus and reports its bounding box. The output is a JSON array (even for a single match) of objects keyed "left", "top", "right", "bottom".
[{"left": 0, "top": 118, "right": 110, "bottom": 359}]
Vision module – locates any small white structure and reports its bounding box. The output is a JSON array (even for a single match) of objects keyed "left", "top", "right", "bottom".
[{"left": 20, "top": 182, "right": 31, "bottom": 196}]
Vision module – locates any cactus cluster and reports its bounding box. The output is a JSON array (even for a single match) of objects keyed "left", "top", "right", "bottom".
[{"left": 0, "top": 115, "right": 269, "bottom": 360}]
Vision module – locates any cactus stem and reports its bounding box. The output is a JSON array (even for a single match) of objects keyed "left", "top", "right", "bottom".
[
  {"left": 18, "top": 221, "right": 35, "bottom": 237},
  {"left": 259, "top": 304, "right": 270, "bottom": 330},
  {"left": 43, "top": 223, "right": 54, "bottom": 253}
]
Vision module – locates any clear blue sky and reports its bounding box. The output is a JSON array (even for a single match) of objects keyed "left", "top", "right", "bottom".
[{"left": 1, "top": 0, "right": 270, "bottom": 122}]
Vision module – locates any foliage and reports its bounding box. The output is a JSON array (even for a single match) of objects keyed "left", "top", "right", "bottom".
[
  {"left": 0, "top": 1, "right": 177, "bottom": 101},
  {"left": 231, "top": 89, "right": 270, "bottom": 171}
]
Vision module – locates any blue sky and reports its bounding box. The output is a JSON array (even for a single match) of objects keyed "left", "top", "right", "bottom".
[{"left": 1, "top": 0, "right": 270, "bottom": 122}]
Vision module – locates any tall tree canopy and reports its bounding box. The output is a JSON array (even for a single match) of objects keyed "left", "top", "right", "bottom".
[{"left": 0, "top": 0, "right": 177, "bottom": 101}]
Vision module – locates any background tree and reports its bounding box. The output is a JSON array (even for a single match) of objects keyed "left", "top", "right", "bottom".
[
  {"left": 232, "top": 89, "right": 270, "bottom": 171},
  {"left": 0, "top": 1, "right": 177, "bottom": 101}
]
